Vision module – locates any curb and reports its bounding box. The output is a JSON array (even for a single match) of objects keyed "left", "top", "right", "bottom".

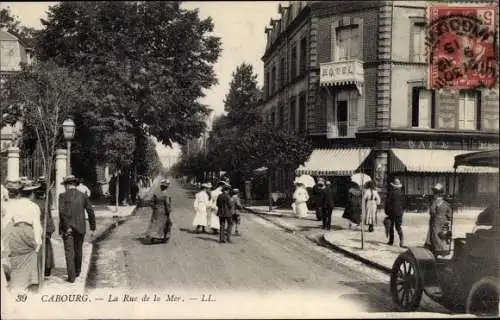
[
  {"left": 83, "top": 206, "right": 138, "bottom": 289},
  {"left": 320, "top": 234, "right": 391, "bottom": 274}
]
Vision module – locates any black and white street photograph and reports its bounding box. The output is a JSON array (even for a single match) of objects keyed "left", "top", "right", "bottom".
[{"left": 1, "top": 1, "right": 499, "bottom": 318}]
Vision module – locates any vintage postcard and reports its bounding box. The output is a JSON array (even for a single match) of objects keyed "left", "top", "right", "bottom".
[{"left": 1, "top": 1, "right": 498, "bottom": 319}]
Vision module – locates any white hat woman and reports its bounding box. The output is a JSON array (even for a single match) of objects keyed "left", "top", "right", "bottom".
[
  {"left": 292, "top": 181, "right": 309, "bottom": 219},
  {"left": 192, "top": 183, "right": 212, "bottom": 233},
  {"left": 2, "top": 181, "right": 43, "bottom": 291}
]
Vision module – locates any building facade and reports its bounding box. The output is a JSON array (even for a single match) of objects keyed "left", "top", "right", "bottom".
[{"left": 261, "top": 1, "right": 499, "bottom": 206}]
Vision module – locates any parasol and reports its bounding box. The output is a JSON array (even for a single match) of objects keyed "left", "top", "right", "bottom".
[
  {"left": 294, "top": 174, "right": 315, "bottom": 188},
  {"left": 350, "top": 173, "right": 371, "bottom": 187}
]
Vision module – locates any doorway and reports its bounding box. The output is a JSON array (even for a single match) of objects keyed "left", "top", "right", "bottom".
[{"left": 337, "top": 100, "right": 348, "bottom": 136}]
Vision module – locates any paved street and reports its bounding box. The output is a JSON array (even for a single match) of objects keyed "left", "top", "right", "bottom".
[{"left": 87, "top": 179, "right": 451, "bottom": 314}]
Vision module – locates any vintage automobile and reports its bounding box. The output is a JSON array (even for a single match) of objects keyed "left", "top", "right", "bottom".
[{"left": 390, "top": 150, "right": 499, "bottom": 316}]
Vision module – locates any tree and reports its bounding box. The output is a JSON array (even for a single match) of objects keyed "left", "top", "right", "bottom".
[
  {"left": 2, "top": 60, "right": 89, "bottom": 287},
  {"left": 0, "top": 7, "right": 39, "bottom": 47}
]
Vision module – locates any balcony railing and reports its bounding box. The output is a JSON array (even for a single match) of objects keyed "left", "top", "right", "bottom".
[{"left": 327, "top": 121, "right": 358, "bottom": 138}]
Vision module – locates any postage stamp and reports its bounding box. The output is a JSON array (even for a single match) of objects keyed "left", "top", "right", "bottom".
[{"left": 426, "top": 4, "right": 498, "bottom": 89}]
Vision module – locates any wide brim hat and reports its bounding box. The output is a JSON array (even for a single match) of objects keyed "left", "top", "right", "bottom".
[
  {"left": 232, "top": 188, "right": 240, "bottom": 193},
  {"left": 61, "top": 175, "right": 79, "bottom": 185},
  {"left": 201, "top": 182, "right": 212, "bottom": 189},
  {"left": 21, "top": 182, "right": 41, "bottom": 192},
  {"left": 37, "top": 175, "right": 46, "bottom": 182},
  {"left": 5, "top": 180, "right": 23, "bottom": 191},
  {"left": 160, "top": 179, "right": 170, "bottom": 187},
  {"left": 432, "top": 183, "right": 444, "bottom": 193},
  {"left": 390, "top": 179, "right": 402, "bottom": 189}
]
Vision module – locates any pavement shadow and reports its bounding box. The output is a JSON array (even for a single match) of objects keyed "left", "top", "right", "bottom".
[
  {"left": 336, "top": 281, "right": 394, "bottom": 312},
  {"left": 179, "top": 227, "right": 197, "bottom": 234},
  {"left": 195, "top": 236, "right": 219, "bottom": 243}
]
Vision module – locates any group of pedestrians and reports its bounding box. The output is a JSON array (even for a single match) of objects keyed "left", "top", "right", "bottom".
[
  {"left": 1, "top": 174, "right": 96, "bottom": 292},
  {"left": 192, "top": 180, "right": 242, "bottom": 243}
]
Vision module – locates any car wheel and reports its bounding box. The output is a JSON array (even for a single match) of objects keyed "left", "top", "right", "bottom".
[{"left": 390, "top": 251, "right": 423, "bottom": 312}]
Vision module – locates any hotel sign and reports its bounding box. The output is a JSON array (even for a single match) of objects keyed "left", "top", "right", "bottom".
[{"left": 320, "top": 60, "right": 364, "bottom": 88}]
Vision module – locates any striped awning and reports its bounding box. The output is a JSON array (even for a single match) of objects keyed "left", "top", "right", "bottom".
[
  {"left": 390, "top": 149, "right": 498, "bottom": 173},
  {"left": 296, "top": 148, "right": 371, "bottom": 176}
]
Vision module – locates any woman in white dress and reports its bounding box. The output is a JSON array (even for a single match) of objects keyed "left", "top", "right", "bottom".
[
  {"left": 192, "top": 183, "right": 211, "bottom": 233},
  {"left": 208, "top": 182, "right": 227, "bottom": 233},
  {"left": 362, "top": 181, "right": 381, "bottom": 232},
  {"left": 292, "top": 182, "right": 309, "bottom": 218}
]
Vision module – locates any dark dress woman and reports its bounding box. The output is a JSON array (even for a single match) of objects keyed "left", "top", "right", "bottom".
[
  {"left": 142, "top": 180, "right": 172, "bottom": 244},
  {"left": 34, "top": 181, "right": 55, "bottom": 277},
  {"left": 342, "top": 183, "right": 362, "bottom": 225}
]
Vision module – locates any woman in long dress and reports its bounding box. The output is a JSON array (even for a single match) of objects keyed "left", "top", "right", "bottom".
[
  {"left": 207, "top": 182, "right": 224, "bottom": 233},
  {"left": 2, "top": 181, "right": 43, "bottom": 291},
  {"left": 362, "top": 181, "right": 380, "bottom": 232},
  {"left": 343, "top": 182, "right": 362, "bottom": 228},
  {"left": 142, "top": 179, "right": 172, "bottom": 244},
  {"left": 292, "top": 182, "right": 309, "bottom": 218},
  {"left": 192, "top": 183, "right": 211, "bottom": 233}
]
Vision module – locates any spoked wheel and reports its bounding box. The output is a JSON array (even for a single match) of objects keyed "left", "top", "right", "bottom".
[
  {"left": 466, "top": 277, "right": 500, "bottom": 316},
  {"left": 390, "top": 251, "right": 423, "bottom": 311}
]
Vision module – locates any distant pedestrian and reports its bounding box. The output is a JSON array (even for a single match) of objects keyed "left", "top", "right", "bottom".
[
  {"left": 385, "top": 178, "right": 406, "bottom": 247},
  {"left": 230, "top": 188, "right": 243, "bottom": 236},
  {"left": 76, "top": 178, "right": 91, "bottom": 198},
  {"left": 312, "top": 179, "right": 323, "bottom": 221},
  {"left": 34, "top": 176, "right": 55, "bottom": 277},
  {"left": 317, "top": 180, "right": 335, "bottom": 230},
  {"left": 216, "top": 184, "right": 232, "bottom": 243},
  {"left": 130, "top": 180, "right": 139, "bottom": 205},
  {"left": 192, "top": 183, "right": 211, "bottom": 233},
  {"left": 142, "top": 179, "right": 172, "bottom": 244},
  {"left": 343, "top": 182, "right": 362, "bottom": 228},
  {"left": 292, "top": 181, "right": 309, "bottom": 218},
  {"left": 59, "top": 175, "right": 96, "bottom": 282},
  {"left": 363, "top": 181, "right": 381, "bottom": 233},
  {"left": 425, "top": 183, "right": 452, "bottom": 256}
]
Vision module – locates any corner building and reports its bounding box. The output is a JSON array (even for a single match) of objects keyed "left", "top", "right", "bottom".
[{"left": 261, "top": 1, "right": 499, "bottom": 206}]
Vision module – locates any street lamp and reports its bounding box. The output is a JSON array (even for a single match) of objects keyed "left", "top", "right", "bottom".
[{"left": 62, "top": 118, "right": 76, "bottom": 175}]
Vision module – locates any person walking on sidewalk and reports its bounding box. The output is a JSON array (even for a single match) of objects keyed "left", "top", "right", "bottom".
[
  {"left": 385, "top": 178, "right": 406, "bottom": 247},
  {"left": 192, "top": 183, "right": 211, "bottom": 233},
  {"left": 363, "top": 181, "right": 381, "bottom": 233},
  {"left": 142, "top": 179, "right": 172, "bottom": 244},
  {"left": 216, "top": 185, "right": 232, "bottom": 243},
  {"left": 343, "top": 182, "right": 362, "bottom": 228},
  {"left": 59, "top": 175, "right": 96, "bottom": 283},
  {"left": 292, "top": 181, "right": 309, "bottom": 219},
  {"left": 230, "top": 188, "right": 243, "bottom": 236},
  {"left": 317, "top": 180, "right": 335, "bottom": 230},
  {"left": 34, "top": 176, "right": 55, "bottom": 277},
  {"left": 208, "top": 181, "right": 224, "bottom": 234},
  {"left": 2, "top": 180, "right": 43, "bottom": 291},
  {"left": 425, "top": 183, "right": 452, "bottom": 256}
]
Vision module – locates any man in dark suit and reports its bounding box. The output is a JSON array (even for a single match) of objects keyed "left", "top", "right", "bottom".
[
  {"left": 216, "top": 184, "right": 232, "bottom": 243},
  {"left": 317, "top": 180, "right": 335, "bottom": 230},
  {"left": 59, "top": 175, "right": 96, "bottom": 282},
  {"left": 385, "top": 178, "right": 405, "bottom": 247}
]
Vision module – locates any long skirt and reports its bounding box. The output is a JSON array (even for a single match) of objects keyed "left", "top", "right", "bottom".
[
  {"left": 364, "top": 200, "right": 378, "bottom": 225},
  {"left": 192, "top": 206, "right": 208, "bottom": 227},
  {"left": 293, "top": 202, "right": 309, "bottom": 218},
  {"left": 145, "top": 209, "right": 168, "bottom": 239},
  {"left": 343, "top": 204, "right": 362, "bottom": 225},
  {"left": 43, "top": 236, "right": 55, "bottom": 271},
  {"left": 206, "top": 207, "right": 220, "bottom": 230},
  {"left": 7, "top": 223, "right": 39, "bottom": 290}
]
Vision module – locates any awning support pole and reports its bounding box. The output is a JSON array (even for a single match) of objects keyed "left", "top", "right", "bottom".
[{"left": 449, "top": 168, "right": 457, "bottom": 254}]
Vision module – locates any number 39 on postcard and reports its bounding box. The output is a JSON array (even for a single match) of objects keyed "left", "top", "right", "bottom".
[{"left": 426, "top": 4, "right": 498, "bottom": 89}]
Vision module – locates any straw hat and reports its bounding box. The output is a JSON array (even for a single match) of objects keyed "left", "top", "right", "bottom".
[
  {"left": 61, "top": 175, "right": 79, "bottom": 185},
  {"left": 21, "top": 181, "right": 41, "bottom": 192},
  {"left": 5, "top": 180, "right": 23, "bottom": 191},
  {"left": 232, "top": 188, "right": 240, "bottom": 194},
  {"left": 201, "top": 182, "right": 212, "bottom": 189},
  {"left": 390, "top": 178, "right": 402, "bottom": 189},
  {"left": 160, "top": 179, "right": 171, "bottom": 187},
  {"left": 432, "top": 183, "right": 444, "bottom": 194}
]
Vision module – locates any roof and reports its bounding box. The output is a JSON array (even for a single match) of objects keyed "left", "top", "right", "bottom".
[
  {"left": 0, "top": 30, "right": 19, "bottom": 41},
  {"left": 296, "top": 148, "right": 371, "bottom": 176},
  {"left": 390, "top": 149, "right": 498, "bottom": 173}
]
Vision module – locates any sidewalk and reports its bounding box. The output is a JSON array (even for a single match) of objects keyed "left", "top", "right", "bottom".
[
  {"left": 40, "top": 204, "right": 136, "bottom": 292},
  {"left": 245, "top": 205, "right": 483, "bottom": 273}
]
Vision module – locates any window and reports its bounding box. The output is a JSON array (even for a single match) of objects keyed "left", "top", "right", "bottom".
[
  {"left": 290, "top": 96, "right": 297, "bottom": 132},
  {"left": 290, "top": 44, "right": 297, "bottom": 79},
  {"left": 279, "top": 57, "right": 285, "bottom": 88},
  {"left": 271, "top": 66, "right": 276, "bottom": 95},
  {"left": 300, "top": 37, "right": 307, "bottom": 74},
  {"left": 336, "top": 26, "right": 360, "bottom": 61},
  {"left": 458, "top": 91, "right": 480, "bottom": 130},
  {"left": 411, "top": 23, "right": 426, "bottom": 63},
  {"left": 271, "top": 111, "right": 276, "bottom": 126},
  {"left": 298, "top": 94, "right": 306, "bottom": 133},
  {"left": 411, "top": 87, "right": 435, "bottom": 128}
]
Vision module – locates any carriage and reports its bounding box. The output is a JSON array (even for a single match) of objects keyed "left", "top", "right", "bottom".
[{"left": 390, "top": 150, "right": 499, "bottom": 316}]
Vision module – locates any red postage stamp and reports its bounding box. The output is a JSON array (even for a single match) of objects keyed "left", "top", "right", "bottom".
[{"left": 426, "top": 4, "right": 497, "bottom": 89}]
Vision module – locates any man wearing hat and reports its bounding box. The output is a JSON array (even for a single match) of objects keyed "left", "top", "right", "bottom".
[
  {"left": 34, "top": 176, "right": 56, "bottom": 277},
  {"left": 216, "top": 183, "right": 232, "bottom": 243},
  {"left": 230, "top": 188, "right": 243, "bottom": 236},
  {"left": 385, "top": 178, "right": 406, "bottom": 247},
  {"left": 58, "top": 175, "right": 96, "bottom": 282},
  {"left": 425, "top": 183, "right": 452, "bottom": 256}
]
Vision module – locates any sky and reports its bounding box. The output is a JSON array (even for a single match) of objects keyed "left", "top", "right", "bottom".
[{"left": 1, "top": 1, "right": 284, "bottom": 157}]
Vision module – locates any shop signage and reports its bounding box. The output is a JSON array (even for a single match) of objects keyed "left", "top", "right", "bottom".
[
  {"left": 320, "top": 60, "right": 364, "bottom": 88},
  {"left": 478, "top": 142, "right": 498, "bottom": 150},
  {"left": 436, "top": 89, "right": 458, "bottom": 129},
  {"left": 407, "top": 140, "right": 448, "bottom": 149}
]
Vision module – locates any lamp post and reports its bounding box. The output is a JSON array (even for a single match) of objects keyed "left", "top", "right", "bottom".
[{"left": 62, "top": 118, "right": 76, "bottom": 175}]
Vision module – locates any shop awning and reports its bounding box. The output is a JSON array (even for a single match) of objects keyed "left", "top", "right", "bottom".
[
  {"left": 390, "top": 149, "right": 498, "bottom": 173},
  {"left": 296, "top": 148, "right": 371, "bottom": 176}
]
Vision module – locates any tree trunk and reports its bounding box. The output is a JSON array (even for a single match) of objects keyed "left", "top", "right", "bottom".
[
  {"left": 268, "top": 169, "right": 272, "bottom": 212},
  {"left": 115, "top": 173, "right": 120, "bottom": 212}
]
